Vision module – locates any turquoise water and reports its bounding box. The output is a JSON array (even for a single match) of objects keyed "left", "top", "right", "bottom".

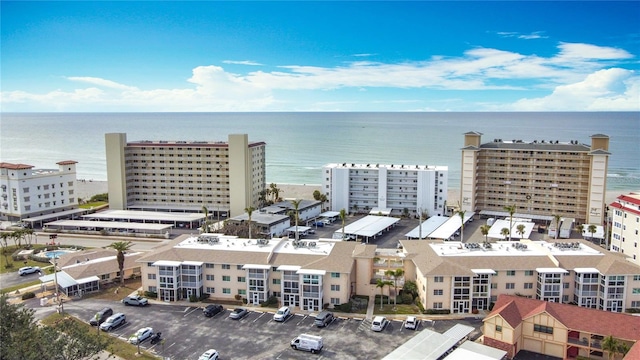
[
  {"left": 43, "top": 250, "right": 74, "bottom": 259},
  {"left": 1, "top": 112, "right": 638, "bottom": 190}
]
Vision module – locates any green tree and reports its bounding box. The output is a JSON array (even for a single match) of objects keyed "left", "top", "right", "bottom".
[
  {"left": 201, "top": 206, "right": 210, "bottom": 233},
  {"left": 553, "top": 214, "right": 562, "bottom": 240},
  {"left": 588, "top": 224, "right": 597, "bottom": 240},
  {"left": 41, "top": 317, "right": 110, "bottom": 360},
  {"left": 480, "top": 224, "right": 491, "bottom": 245},
  {"left": 312, "top": 190, "right": 322, "bottom": 201},
  {"left": 375, "top": 278, "right": 392, "bottom": 310},
  {"left": 503, "top": 205, "right": 516, "bottom": 241},
  {"left": 339, "top": 208, "right": 347, "bottom": 240},
  {"left": 402, "top": 280, "right": 418, "bottom": 299},
  {"left": 385, "top": 269, "right": 404, "bottom": 310},
  {"left": 457, "top": 210, "right": 466, "bottom": 242},
  {"left": 500, "top": 227, "right": 510, "bottom": 240},
  {"left": 269, "top": 183, "right": 282, "bottom": 202},
  {"left": 575, "top": 224, "right": 584, "bottom": 238},
  {"left": 107, "top": 241, "right": 133, "bottom": 286},
  {"left": 0, "top": 232, "right": 12, "bottom": 268},
  {"left": 244, "top": 206, "right": 256, "bottom": 240},
  {"left": 602, "top": 335, "right": 620, "bottom": 360},
  {"left": 516, "top": 224, "right": 526, "bottom": 239}
]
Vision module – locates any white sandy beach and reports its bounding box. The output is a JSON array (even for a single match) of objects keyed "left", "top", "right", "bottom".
[{"left": 76, "top": 180, "right": 632, "bottom": 207}]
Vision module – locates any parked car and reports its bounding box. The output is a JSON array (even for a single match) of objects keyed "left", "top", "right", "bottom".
[
  {"left": 371, "top": 316, "right": 389, "bottom": 332},
  {"left": 122, "top": 295, "right": 148, "bottom": 306},
  {"left": 229, "top": 307, "right": 248, "bottom": 320},
  {"left": 405, "top": 316, "right": 418, "bottom": 330},
  {"left": 290, "top": 334, "right": 323, "bottom": 354},
  {"left": 273, "top": 306, "right": 291, "bottom": 322},
  {"left": 203, "top": 304, "right": 224, "bottom": 317},
  {"left": 18, "top": 266, "right": 40, "bottom": 276},
  {"left": 314, "top": 311, "right": 334, "bottom": 327},
  {"left": 198, "top": 349, "right": 219, "bottom": 360},
  {"left": 313, "top": 221, "right": 324, "bottom": 227},
  {"left": 100, "top": 313, "right": 126, "bottom": 331},
  {"left": 129, "top": 327, "right": 154, "bottom": 344},
  {"left": 89, "top": 307, "right": 113, "bottom": 326}
]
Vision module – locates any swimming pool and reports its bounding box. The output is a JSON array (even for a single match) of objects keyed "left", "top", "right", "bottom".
[{"left": 43, "top": 250, "right": 75, "bottom": 259}]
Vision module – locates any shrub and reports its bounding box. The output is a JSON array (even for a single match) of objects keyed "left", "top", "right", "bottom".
[
  {"left": 374, "top": 294, "right": 389, "bottom": 305},
  {"left": 626, "top": 308, "right": 640, "bottom": 313},
  {"left": 415, "top": 298, "right": 425, "bottom": 313},
  {"left": 21, "top": 292, "right": 36, "bottom": 300},
  {"left": 260, "top": 295, "right": 278, "bottom": 308},
  {"left": 400, "top": 293, "right": 413, "bottom": 304},
  {"left": 334, "top": 302, "right": 352, "bottom": 313},
  {"left": 144, "top": 291, "right": 157, "bottom": 298},
  {"left": 234, "top": 294, "right": 242, "bottom": 301},
  {"left": 189, "top": 295, "right": 198, "bottom": 302},
  {"left": 424, "top": 309, "right": 450, "bottom": 315}
]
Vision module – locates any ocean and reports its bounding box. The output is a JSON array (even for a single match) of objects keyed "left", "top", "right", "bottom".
[{"left": 1, "top": 112, "right": 639, "bottom": 191}]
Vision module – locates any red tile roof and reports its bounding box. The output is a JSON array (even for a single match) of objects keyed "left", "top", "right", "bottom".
[
  {"left": 487, "top": 295, "right": 640, "bottom": 342},
  {"left": 0, "top": 162, "right": 34, "bottom": 170},
  {"left": 56, "top": 160, "right": 78, "bottom": 165}
]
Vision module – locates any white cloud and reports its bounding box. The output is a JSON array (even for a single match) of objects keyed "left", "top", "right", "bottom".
[
  {"left": 508, "top": 68, "right": 639, "bottom": 111},
  {"left": 222, "top": 60, "right": 263, "bottom": 66},
  {"left": 1, "top": 42, "right": 637, "bottom": 111},
  {"left": 497, "top": 31, "right": 547, "bottom": 40}
]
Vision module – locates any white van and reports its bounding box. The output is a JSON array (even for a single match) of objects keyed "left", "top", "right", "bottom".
[{"left": 290, "top": 334, "right": 323, "bottom": 354}]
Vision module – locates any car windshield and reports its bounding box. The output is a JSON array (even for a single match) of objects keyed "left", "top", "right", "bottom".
[{"left": 277, "top": 310, "right": 284, "bottom": 314}]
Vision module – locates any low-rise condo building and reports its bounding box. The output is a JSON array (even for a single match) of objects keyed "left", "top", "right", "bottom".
[
  {"left": 1, "top": 161, "right": 78, "bottom": 222},
  {"left": 460, "top": 133, "right": 610, "bottom": 225},
  {"left": 322, "top": 163, "right": 448, "bottom": 217},
  {"left": 483, "top": 294, "right": 640, "bottom": 359},
  {"left": 609, "top": 192, "right": 640, "bottom": 266},
  {"left": 105, "top": 133, "right": 266, "bottom": 217}
]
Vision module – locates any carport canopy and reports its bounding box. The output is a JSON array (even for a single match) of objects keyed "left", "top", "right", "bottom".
[
  {"left": 427, "top": 212, "right": 475, "bottom": 239},
  {"left": 44, "top": 219, "right": 172, "bottom": 234},
  {"left": 405, "top": 216, "right": 449, "bottom": 239},
  {"left": 21, "top": 208, "right": 89, "bottom": 227},
  {"left": 335, "top": 215, "right": 399, "bottom": 239}
]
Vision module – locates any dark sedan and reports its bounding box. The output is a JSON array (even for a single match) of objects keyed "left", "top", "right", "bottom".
[{"left": 203, "top": 304, "right": 224, "bottom": 317}]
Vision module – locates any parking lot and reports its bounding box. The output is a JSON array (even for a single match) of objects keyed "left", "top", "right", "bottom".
[{"left": 54, "top": 298, "right": 437, "bottom": 359}]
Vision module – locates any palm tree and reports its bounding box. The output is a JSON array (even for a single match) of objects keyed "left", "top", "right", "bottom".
[
  {"left": 457, "top": 210, "right": 466, "bottom": 242},
  {"left": 0, "top": 232, "right": 12, "bottom": 267},
  {"left": 553, "top": 214, "right": 562, "bottom": 240},
  {"left": 602, "top": 335, "right": 620, "bottom": 360},
  {"left": 269, "top": 183, "right": 281, "bottom": 202},
  {"left": 480, "top": 225, "right": 491, "bottom": 245},
  {"left": 385, "top": 269, "right": 404, "bottom": 310},
  {"left": 201, "top": 206, "right": 210, "bottom": 233},
  {"left": 290, "top": 199, "right": 301, "bottom": 241},
  {"left": 244, "top": 206, "right": 255, "bottom": 240},
  {"left": 108, "top": 241, "right": 133, "bottom": 286},
  {"left": 500, "top": 227, "right": 510, "bottom": 240},
  {"left": 575, "top": 224, "right": 584, "bottom": 238},
  {"left": 588, "top": 224, "right": 597, "bottom": 240},
  {"left": 503, "top": 205, "right": 516, "bottom": 241},
  {"left": 375, "top": 278, "right": 393, "bottom": 310},
  {"left": 516, "top": 224, "right": 526, "bottom": 239},
  {"left": 339, "top": 208, "right": 347, "bottom": 240}
]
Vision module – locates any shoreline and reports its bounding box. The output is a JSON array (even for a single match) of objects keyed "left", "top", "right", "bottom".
[{"left": 77, "top": 180, "right": 638, "bottom": 207}]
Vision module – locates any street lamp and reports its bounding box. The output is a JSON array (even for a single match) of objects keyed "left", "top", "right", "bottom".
[{"left": 51, "top": 255, "right": 64, "bottom": 314}]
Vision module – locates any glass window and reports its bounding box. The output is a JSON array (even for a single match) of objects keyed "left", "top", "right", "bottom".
[
  {"left": 222, "top": 288, "right": 231, "bottom": 294},
  {"left": 222, "top": 275, "right": 230, "bottom": 282}
]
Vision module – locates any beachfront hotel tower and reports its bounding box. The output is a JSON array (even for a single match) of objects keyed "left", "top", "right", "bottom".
[
  {"left": 322, "top": 163, "right": 448, "bottom": 217},
  {"left": 459, "top": 132, "right": 610, "bottom": 225},
  {"left": 0, "top": 161, "right": 78, "bottom": 222},
  {"left": 609, "top": 192, "right": 640, "bottom": 267},
  {"left": 105, "top": 133, "right": 266, "bottom": 217}
]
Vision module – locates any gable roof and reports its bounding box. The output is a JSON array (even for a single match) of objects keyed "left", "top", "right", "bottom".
[{"left": 486, "top": 295, "right": 640, "bottom": 342}]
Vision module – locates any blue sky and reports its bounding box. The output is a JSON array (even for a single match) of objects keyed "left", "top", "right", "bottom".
[{"left": 1, "top": 1, "right": 639, "bottom": 112}]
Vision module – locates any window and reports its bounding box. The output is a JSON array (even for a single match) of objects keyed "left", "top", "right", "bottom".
[
  {"left": 238, "top": 276, "right": 246, "bottom": 282},
  {"left": 222, "top": 288, "right": 231, "bottom": 294},
  {"left": 533, "top": 324, "right": 554, "bottom": 334},
  {"left": 524, "top": 283, "right": 534, "bottom": 289},
  {"left": 491, "top": 283, "right": 498, "bottom": 289},
  {"left": 331, "top": 298, "right": 341, "bottom": 305},
  {"left": 631, "top": 301, "right": 640, "bottom": 308},
  {"left": 496, "top": 325, "right": 502, "bottom": 332},
  {"left": 506, "top": 270, "right": 516, "bottom": 276},
  {"left": 237, "top": 265, "right": 243, "bottom": 270},
  {"left": 222, "top": 264, "right": 230, "bottom": 270},
  {"left": 433, "top": 289, "right": 443, "bottom": 296},
  {"left": 563, "top": 282, "right": 570, "bottom": 289},
  {"left": 331, "top": 272, "right": 340, "bottom": 278},
  {"left": 272, "top": 278, "right": 281, "bottom": 285},
  {"left": 634, "top": 275, "right": 640, "bottom": 281},
  {"left": 148, "top": 286, "right": 157, "bottom": 293},
  {"left": 222, "top": 276, "right": 230, "bottom": 282},
  {"left": 433, "top": 302, "right": 443, "bottom": 309},
  {"left": 147, "top": 273, "right": 156, "bottom": 280},
  {"left": 434, "top": 276, "right": 444, "bottom": 283},
  {"left": 331, "top": 284, "right": 340, "bottom": 291},
  {"left": 205, "top": 263, "right": 214, "bottom": 269},
  {"left": 238, "top": 289, "right": 246, "bottom": 295},
  {"left": 206, "top": 287, "right": 215, "bottom": 293},
  {"left": 506, "top": 283, "right": 515, "bottom": 290},
  {"left": 562, "top": 295, "right": 569, "bottom": 302},
  {"left": 206, "top": 275, "right": 214, "bottom": 281},
  {"left": 101, "top": 274, "right": 110, "bottom": 280},
  {"left": 632, "top": 288, "right": 640, "bottom": 294}
]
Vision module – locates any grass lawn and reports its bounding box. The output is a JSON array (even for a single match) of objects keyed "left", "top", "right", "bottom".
[
  {"left": 83, "top": 278, "right": 143, "bottom": 302},
  {"left": 1, "top": 245, "right": 52, "bottom": 274},
  {"left": 373, "top": 303, "right": 421, "bottom": 315},
  {"left": 1, "top": 279, "right": 41, "bottom": 294},
  {"left": 42, "top": 313, "right": 159, "bottom": 359},
  {"left": 80, "top": 201, "right": 107, "bottom": 209}
]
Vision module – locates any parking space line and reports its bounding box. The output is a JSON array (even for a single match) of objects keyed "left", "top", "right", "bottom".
[
  {"left": 253, "top": 312, "right": 266, "bottom": 323},
  {"left": 184, "top": 307, "right": 199, "bottom": 317},
  {"left": 296, "top": 315, "right": 308, "bottom": 326}
]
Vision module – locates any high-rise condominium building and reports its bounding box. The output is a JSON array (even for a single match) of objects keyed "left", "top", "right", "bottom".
[
  {"left": 1, "top": 161, "right": 78, "bottom": 222},
  {"left": 460, "top": 132, "right": 610, "bottom": 225},
  {"left": 105, "top": 133, "right": 266, "bottom": 217},
  {"left": 322, "top": 163, "right": 448, "bottom": 217},
  {"left": 609, "top": 192, "right": 640, "bottom": 266}
]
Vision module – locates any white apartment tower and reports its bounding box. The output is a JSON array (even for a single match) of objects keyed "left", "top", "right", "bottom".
[
  {"left": 0, "top": 161, "right": 78, "bottom": 222},
  {"left": 105, "top": 133, "right": 266, "bottom": 217},
  {"left": 609, "top": 193, "right": 640, "bottom": 266},
  {"left": 322, "top": 163, "right": 448, "bottom": 217},
  {"left": 460, "top": 132, "right": 610, "bottom": 225}
]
